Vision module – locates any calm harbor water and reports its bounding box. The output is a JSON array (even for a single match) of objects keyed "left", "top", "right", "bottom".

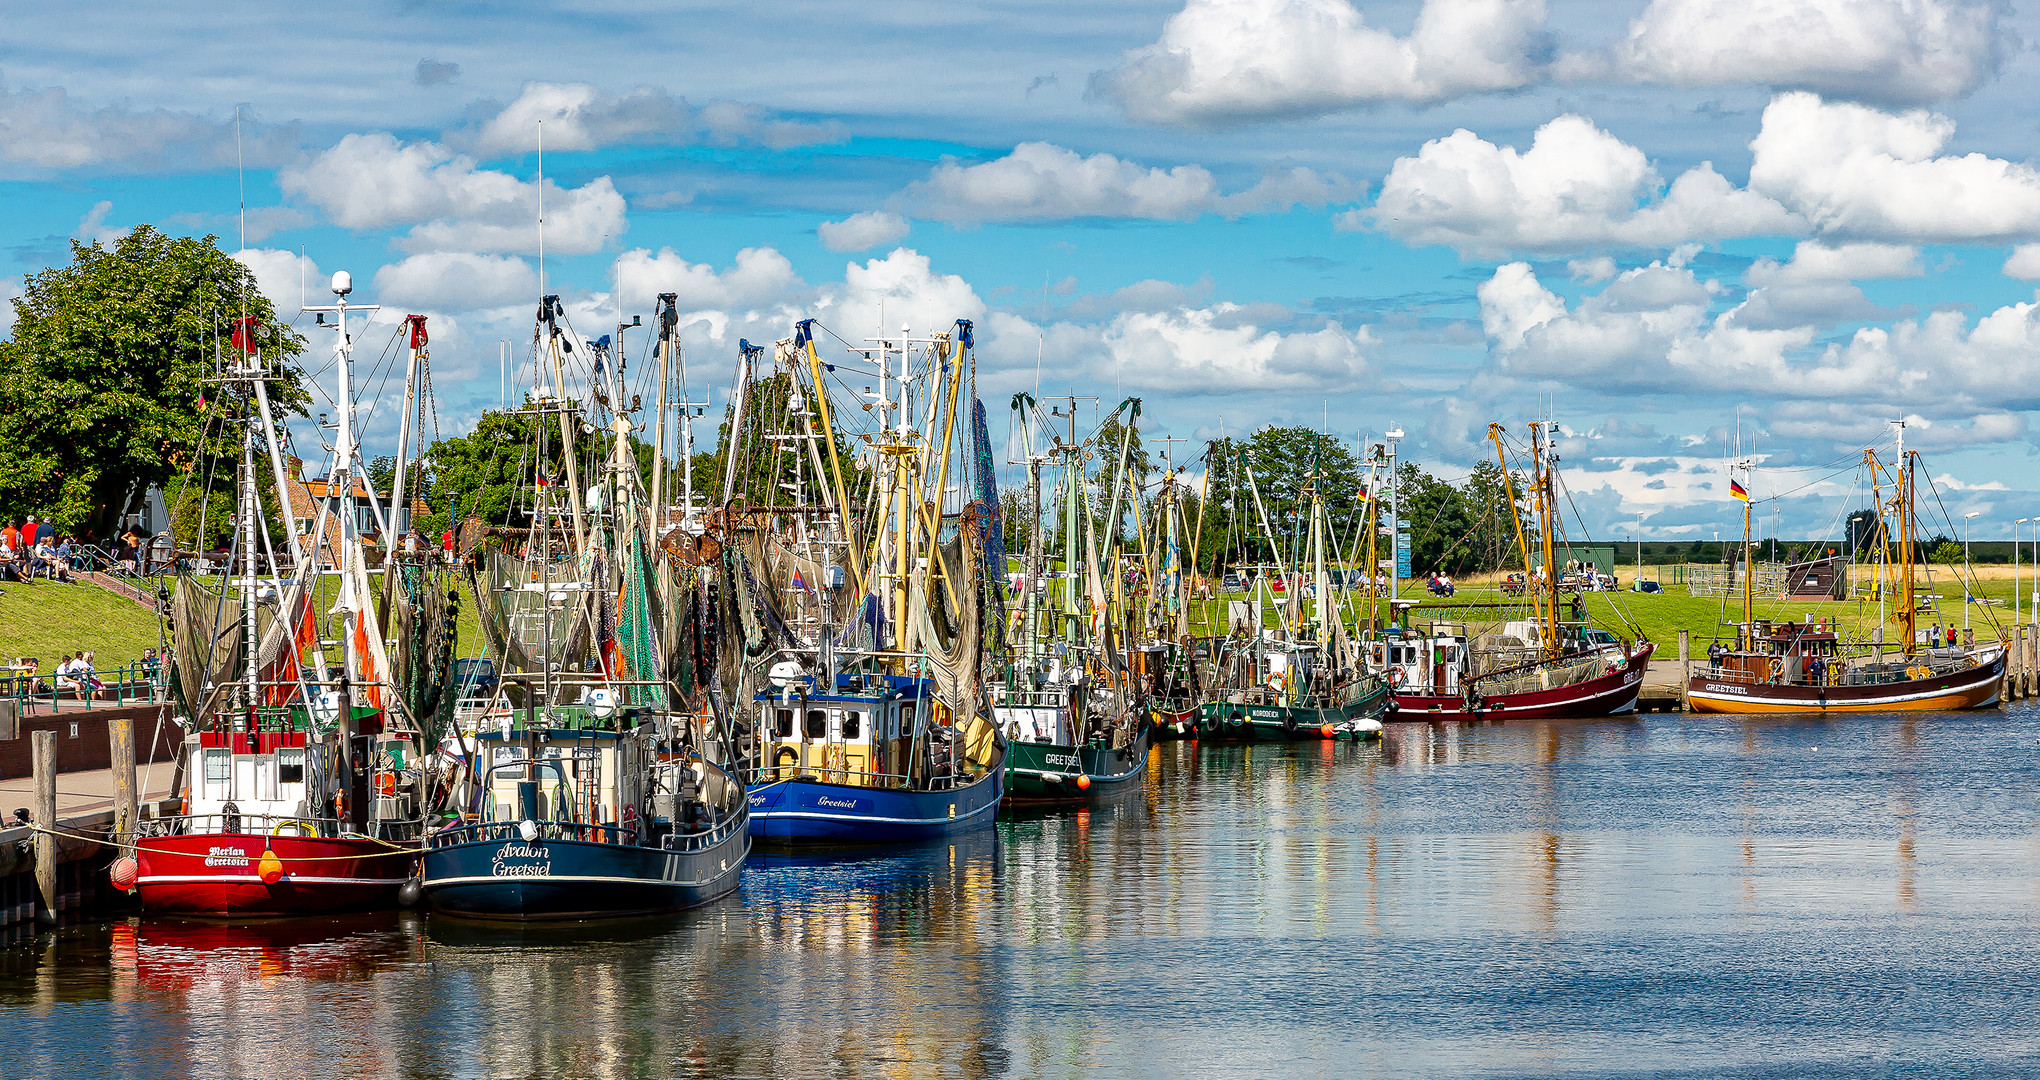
[{"left": 8, "top": 706, "right": 2040, "bottom": 1079}]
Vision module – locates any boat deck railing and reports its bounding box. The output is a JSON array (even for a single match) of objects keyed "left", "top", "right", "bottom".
[
  {"left": 1696, "top": 658, "right": 1974, "bottom": 688},
  {"left": 135, "top": 812, "right": 399, "bottom": 843},
  {"left": 743, "top": 763, "right": 981, "bottom": 791},
  {"left": 430, "top": 819, "right": 639, "bottom": 847}
]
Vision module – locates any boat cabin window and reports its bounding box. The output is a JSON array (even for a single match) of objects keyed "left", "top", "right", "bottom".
[
  {"left": 805, "top": 710, "right": 828, "bottom": 739},
  {"left": 841, "top": 710, "right": 862, "bottom": 740},
  {"left": 203, "top": 748, "right": 230, "bottom": 790},
  {"left": 276, "top": 748, "right": 305, "bottom": 785},
  {"left": 774, "top": 708, "right": 794, "bottom": 738},
  {"left": 491, "top": 745, "right": 524, "bottom": 779},
  {"left": 901, "top": 702, "right": 917, "bottom": 732}
]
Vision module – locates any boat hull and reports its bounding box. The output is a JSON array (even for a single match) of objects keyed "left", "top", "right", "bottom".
[
  {"left": 422, "top": 825, "right": 748, "bottom": 920},
  {"left": 1197, "top": 681, "right": 1389, "bottom": 741},
  {"left": 746, "top": 756, "right": 1005, "bottom": 847},
  {"left": 1385, "top": 643, "right": 1654, "bottom": 722},
  {"left": 1003, "top": 727, "right": 1150, "bottom": 805},
  {"left": 134, "top": 833, "right": 412, "bottom": 917},
  {"left": 1149, "top": 704, "right": 1200, "bottom": 741},
  {"left": 1686, "top": 648, "right": 2004, "bottom": 714}
]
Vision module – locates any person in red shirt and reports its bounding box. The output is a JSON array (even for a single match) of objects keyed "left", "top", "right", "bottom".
[{"left": 441, "top": 528, "right": 455, "bottom": 564}]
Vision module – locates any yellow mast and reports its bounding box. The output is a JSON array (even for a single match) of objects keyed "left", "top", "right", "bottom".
[
  {"left": 1489, "top": 424, "right": 1536, "bottom": 624},
  {"left": 798, "top": 326, "right": 867, "bottom": 601},
  {"left": 1530, "top": 422, "right": 1562, "bottom": 658},
  {"left": 1900, "top": 449, "right": 1916, "bottom": 657}
]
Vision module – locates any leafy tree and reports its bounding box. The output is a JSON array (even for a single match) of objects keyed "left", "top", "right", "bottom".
[
  {"left": 0, "top": 226, "right": 309, "bottom": 536},
  {"left": 1929, "top": 539, "right": 1963, "bottom": 565},
  {"left": 418, "top": 409, "right": 546, "bottom": 529}
]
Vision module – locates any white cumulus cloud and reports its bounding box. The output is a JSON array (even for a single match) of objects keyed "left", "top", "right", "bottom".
[
  {"left": 281, "top": 133, "right": 626, "bottom": 255},
  {"left": 1749, "top": 92, "right": 2040, "bottom": 244},
  {"left": 1092, "top": 0, "right": 1549, "bottom": 124},
  {"left": 611, "top": 246, "right": 805, "bottom": 314},
  {"left": 231, "top": 248, "right": 322, "bottom": 314},
  {"left": 2003, "top": 246, "right": 2040, "bottom": 280},
  {"left": 1096, "top": 306, "right": 1375, "bottom": 393},
  {"left": 1614, "top": 0, "right": 2011, "bottom": 106},
  {"left": 0, "top": 80, "right": 298, "bottom": 174},
  {"left": 1362, "top": 114, "right": 1802, "bottom": 254},
  {"left": 817, "top": 211, "right": 911, "bottom": 252},
  {"left": 909, "top": 142, "right": 1352, "bottom": 224},
  {"left": 1480, "top": 260, "right": 2040, "bottom": 420},
  {"left": 372, "top": 253, "right": 538, "bottom": 311},
  {"left": 465, "top": 82, "right": 842, "bottom": 157}
]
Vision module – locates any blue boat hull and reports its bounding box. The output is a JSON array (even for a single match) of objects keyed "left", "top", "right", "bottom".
[
  {"left": 423, "top": 827, "right": 748, "bottom": 920},
  {"left": 747, "top": 758, "right": 1004, "bottom": 847}
]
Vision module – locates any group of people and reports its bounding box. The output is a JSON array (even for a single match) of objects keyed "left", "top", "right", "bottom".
[
  {"left": 1425, "top": 571, "right": 1457, "bottom": 597},
  {"left": 0, "top": 516, "right": 79, "bottom": 583},
  {"left": 6, "top": 652, "right": 104, "bottom": 697}
]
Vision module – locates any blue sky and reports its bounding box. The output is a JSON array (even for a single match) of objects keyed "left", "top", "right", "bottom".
[{"left": 8, "top": 0, "right": 2040, "bottom": 544}]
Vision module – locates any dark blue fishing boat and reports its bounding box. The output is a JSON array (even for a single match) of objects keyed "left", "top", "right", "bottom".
[
  {"left": 745, "top": 672, "right": 1005, "bottom": 846},
  {"left": 423, "top": 697, "right": 748, "bottom": 919}
]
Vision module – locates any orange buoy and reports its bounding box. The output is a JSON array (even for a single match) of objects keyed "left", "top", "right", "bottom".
[
  {"left": 1320, "top": 724, "right": 1336, "bottom": 738},
  {"left": 109, "top": 856, "right": 138, "bottom": 891},
  {"left": 1076, "top": 774, "right": 1092, "bottom": 790},
  {"left": 258, "top": 849, "right": 284, "bottom": 885}
]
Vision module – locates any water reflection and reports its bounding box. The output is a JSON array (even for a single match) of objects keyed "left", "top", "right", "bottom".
[{"left": 8, "top": 709, "right": 2040, "bottom": 1078}]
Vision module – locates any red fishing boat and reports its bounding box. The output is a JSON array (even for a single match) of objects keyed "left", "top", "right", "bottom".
[{"left": 127, "top": 274, "right": 427, "bottom": 916}]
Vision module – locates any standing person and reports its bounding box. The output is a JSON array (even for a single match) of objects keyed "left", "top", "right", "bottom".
[
  {"left": 32, "top": 516, "right": 52, "bottom": 547},
  {"left": 442, "top": 527, "right": 456, "bottom": 564}
]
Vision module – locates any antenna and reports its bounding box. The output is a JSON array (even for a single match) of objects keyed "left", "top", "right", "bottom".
[{"left": 536, "top": 120, "right": 545, "bottom": 300}]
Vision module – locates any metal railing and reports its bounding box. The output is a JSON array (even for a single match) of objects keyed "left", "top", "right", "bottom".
[{"left": 5, "top": 660, "right": 167, "bottom": 712}]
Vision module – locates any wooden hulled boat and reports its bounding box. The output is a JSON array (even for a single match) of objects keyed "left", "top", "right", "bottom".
[
  {"left": 1687, "top": 624, "right": 2002, "bottom": 713},
  {"left": 1685, "top": 426, "right": 2005, "bottom": 715}
]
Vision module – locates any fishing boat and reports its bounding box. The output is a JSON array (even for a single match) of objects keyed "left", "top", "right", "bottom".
[
  {"left": 134, "top": 272, "right": 426, "bottom": 916},
  {"left": 1686, "top": 425, "right": 2005, "bottom": 714},
  {"left": 728, "top": 320, "right": 1006, "bottom": 844},
  {"left": 1195, "top": 436, "right": 1388, "bottom": 741},
  {"left": 993, "top": 394, "right": 1151, "bottom": 805},
  {"left": 424, "top": 290, "right": 747, "bottom": 916},
  {"left": 1367, "top": 422, "right": 1652, "bottom": 721},
  {"left": 1134, "top": 450, "right": 1206, "bottom": 741}
]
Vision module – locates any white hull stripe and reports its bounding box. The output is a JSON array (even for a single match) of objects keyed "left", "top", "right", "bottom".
[
  {"left": 1688, "top": 672, "right": 2002, "bottom": 709},
  {"left": 752, "top": 798, "right": 1000, "bottom": 826},
  {"left": 138, "top": 875, "right": 401, "bottom": 886},
  {"left": 1008, "top": 766, "right": 1140, "bottom": 782},
  {"left": 426, "top": 874, "right": 722, "bottom": 888}
]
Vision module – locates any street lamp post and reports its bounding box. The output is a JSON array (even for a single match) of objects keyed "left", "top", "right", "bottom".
[{"left": 1964, "top": 510, "right": 1981, "bottom": 630}]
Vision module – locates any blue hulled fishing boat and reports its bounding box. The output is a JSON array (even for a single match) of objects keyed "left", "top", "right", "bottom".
[
  {"left": 720, "top": 319, "right": 1007, "bottom": 849},
  {"left": 423, "top": 695, "right": 747, "bottom": 919},
  {"left": 746, "top": 672, "right": 1004, "bottom": 844},
  {"left": 424, "top": 294, "right": 747, "bottom": 917}
]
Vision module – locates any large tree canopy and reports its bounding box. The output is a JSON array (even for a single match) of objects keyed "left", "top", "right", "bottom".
[{"left": 0, "top": 226, "right": 307, "bottom": 536}]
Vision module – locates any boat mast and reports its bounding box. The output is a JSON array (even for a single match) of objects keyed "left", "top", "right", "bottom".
[
  {"left": 1897, "top": 420, "right": 1915, "bottom": 656},
  {"left": 651, "top": 294, "right": 673, "bottom": 527},
  {"left": 1529, "top": 422, "right": 1561, "bottom": 658}
]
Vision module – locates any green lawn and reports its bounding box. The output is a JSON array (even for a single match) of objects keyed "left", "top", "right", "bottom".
[
  {"left": 0, "top": 578, "right": 165, "bottom": 675},
  {"left": 1173, "top": 565, "right": 2032, "bottom": 647}
]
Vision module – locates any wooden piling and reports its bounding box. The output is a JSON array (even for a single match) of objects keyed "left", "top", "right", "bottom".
[
  {"left": 31, "top": 730, "right": 56, "bottom": 925},
  {"left": 1678, "top": 630, "right": 1691, "bottom": 711},
  {"left": 110, "top": 718, "right": 136, "bottom": 844}
]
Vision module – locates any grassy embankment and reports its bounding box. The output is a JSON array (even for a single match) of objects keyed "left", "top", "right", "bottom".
[
  {"left": 1176, "top": 564, "right": 2036, "bottom": 646},
  {"left": 0, "top": 574, "right": 493, "bottom": 679}
]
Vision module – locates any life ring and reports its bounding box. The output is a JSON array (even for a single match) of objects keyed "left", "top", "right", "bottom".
[
  {"left": 621, "top": 803, "right": 638, "bottom": 841},
  {"left": 1268, "top": 672, "right": 1287, "bottom": 693},
  {"left": 1388, "top": 666, "right": 1406, "bottom": 688},
  {"left": 1768, "top": 658, "right": 1785, "bottom": 678},
  {"left": 271, "top": 819, "right": 320, "bottom": 838}
]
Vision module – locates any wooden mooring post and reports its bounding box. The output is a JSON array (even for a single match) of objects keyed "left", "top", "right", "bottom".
[
  {"left": 31, "top": 730, "right": 56, "bottom": 926},
  {"left": 1678, "top": 630, "right": 1691, "bottom": 711},
  {"left": 110, "top": 717, "right": 137, "bottom": 843}
]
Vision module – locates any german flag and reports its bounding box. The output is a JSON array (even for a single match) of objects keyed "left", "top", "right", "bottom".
[{"left": 1730, "top": 478, "right": 1749, "bottom": 501}]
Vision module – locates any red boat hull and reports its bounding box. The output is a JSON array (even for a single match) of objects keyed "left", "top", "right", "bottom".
[
  {"left": 135, "top": 833, "right": 414, "bottom": 917},
  {"left": 1387, "top": 643, "right": 1655, "bottom": 721}
]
